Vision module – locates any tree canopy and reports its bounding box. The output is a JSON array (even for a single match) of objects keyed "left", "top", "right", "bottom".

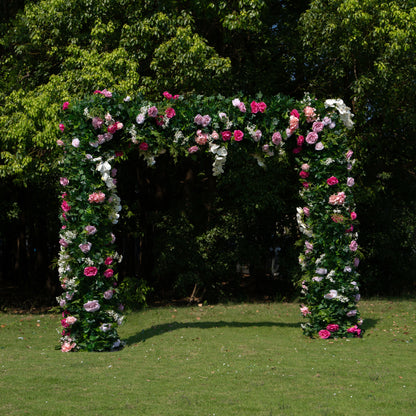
[{"left": 1, "top": 0, "right": 415, "bottom": 302}]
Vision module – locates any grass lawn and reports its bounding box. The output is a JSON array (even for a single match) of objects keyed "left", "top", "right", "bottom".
[{"left": 0, "top": 299, "right": 415, "bottom": 415}]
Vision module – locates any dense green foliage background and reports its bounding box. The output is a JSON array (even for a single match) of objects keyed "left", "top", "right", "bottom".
[{"left": 1, "top": 0, "right": 415, "bottom": 305}]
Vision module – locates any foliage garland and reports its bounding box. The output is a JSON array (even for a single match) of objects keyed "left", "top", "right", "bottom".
[{"left": 57, "top": 90, "right": 362, "bottom": 351}]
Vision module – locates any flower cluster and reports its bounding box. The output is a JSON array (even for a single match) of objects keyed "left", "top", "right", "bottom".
[{"left": 58, "top": 90, "right": 361, "bottom": 348}]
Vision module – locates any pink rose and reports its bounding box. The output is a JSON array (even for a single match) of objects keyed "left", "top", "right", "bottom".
[
  {"left": 302, "top": 182, "right": 310, "bottom": 188},
  {"left": 347, "top": 177, "right": 355, "bottom": 187},
  {"left": 238, "top": 102, "right": 246, "bottom": 112},
  {"left": 85, "top": 225, "right": 97, "bottom": 235},
  {"left": 188, "top": 145, "right": 199, "bottom": 154},
  {"left": 272, "top": 132, "right": 282, "bottom": 145},
  {"left": 148, "top": 106, "right": 158, "bottom": 117},
  {"left": 328, "top": 192, "right": 346, "bottom": 205},
  {"left": 92, "top": 117, "right": 103, "bottom": 129},
  {"left": 61, "top": 341, "right": 76, "bottom": 352},
  {"left": 66, "top": 316, "right": 77, "bottom": 325},
  {"left": 103, "top": 289, "right": 114, "bottom": 300},
  {"left": 300, "top": 306, "right": 310, "bottom": 316},
  {"left": 59, "top": 123, "right": 65, "bottom": 132},
  {"left": 59, "top": 238, "right": 68, "bottom": 247},
  {"left": 305, "top": 132, "right": 318, "bottom": 144},
  {"left": 57, "top": 139, "right": 64, "bottom": 146},
  {"left": 253, "top": 130, "right": 262, "bottom": 142},
  {"left": 211, "top": 131, "right": 219, "bottom": 140},
  {"left": 194, "top": 114, "right": 203, "bottom": 125},
  {"left": 195, "top": 132, "right": 208, "bottom": 145},
  {"left": 299, "top": 171, "right": 309, "bottom": 179},
  {"left": 163, "top": 91, "right": 172, "bottom": 99},
  {"left": 105, "top": 257, "right": 113, "bottom": 265},
  {"left": 83, "top": 300, "right": 100, "bottom": 312},
  {"left": 201, "top": 115, "right": 211, "bottom": 127},
  {"left": 60, "top": 177, "right": 69, "bottom": 186},
  {"left": 62, "top": 101, "right": 69, "bottom": 110},
  {"left": 84, "top": 266, "right": 98, "bottom": 277},
  {"left": 350, "top": 211, "right": 357, "bottom": 220},
  {"left": 88, "top": 192, "right": 106, "bottom": 203},
  {"left": 250, "top": 101, "right": 260, "bottom": 114},
  {"left": 79, "top": 242, "right": 92, "bottom": 253},
  {"left": 315, "top": 142, "right": 324, "bottom": 151},
  {"left": 326, "top": 176, "right": 339, "bottom": 186},
  {"left": 115, "top": 121, "right": 123, "bottom": 130},
  {"left": 165, "top": 107, "right": 176, "bottom": 118},
  {"left": 139, "top": 142, "right": 149, "bottom": 151},
  {"left": 289, "top": 115, "right": 299, "bottom": 132},
  {"left": 312, "top": 121, "right": 324, "bottom": 133},
  {"left": 233, "top": 130, "right": 244, "bottom": 141},
  {"left": 346, "top": 310, "right": 357, "bottom": 317},
  {"left": 104, "top": 269, "right": 114, "bottom": 278},
  {"left": 262, "top": 144, "right": 270, "bottom": 153},
  {"left": 301, "top": 163, "right": 310, "bottom": 171},
  {"left": 346, "top": 150, "right": 353, "bottom": 160},
  {"left": 318, "top": 330, "right": 331, "bottom": 339},
  {"left": 303, "top": 207, "right": 310, "bottom": 216},
  {"left": 326, "top": 324, "right": 339, "bottom": 332},
  {"left": 72, "top": 138, "right": 80, "bottom": 147},
  {"left": 349, "top": 240, "right": 358, "bottom": 251},
  {"left": 221, "top": 131, "right": 232, "bottom": 141},
  {"left": 303, "top": 106, "right": 316, "bottom": 122}
]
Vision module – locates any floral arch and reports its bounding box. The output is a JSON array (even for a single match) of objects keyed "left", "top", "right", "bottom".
[{"left": 57, "top": 90, "right": 362, "bottom": 352}]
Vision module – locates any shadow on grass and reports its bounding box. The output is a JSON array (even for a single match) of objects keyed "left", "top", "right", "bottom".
[{"left": 124, "top": 320, "right": 301, "bottom": 345}]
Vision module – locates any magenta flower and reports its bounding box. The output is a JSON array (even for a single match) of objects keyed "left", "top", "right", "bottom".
[
  {"left": 84, "top": 266, "right": 98, "bottom": 277},
  {"left": 351, "top": 211, "right": 357, "bottom": 220},
  {"left": 290, "top": 109, "right": 300, "bottom": 118},
  {"left": 165, "top": 107, "right": 176, "bottom": 118},
  {"left": 104, "top": 269, "right": 114, "bottom": 278},
  {"left": 250, "top": 101, "right": 260, "bottom": 113},
  {"left": 60, "top": 177, "right": 69, "bottom": 186},
  {"left": 318, "top": 329, "right": 331, "bottom": 339},
  {"left": 105, "top": 257, "right": 113, "bottom": 265},
  {"left": 326, "top": 324, "right": 339, "bottom": 332},
  {"left": 139, "top": 142, "right": 149, "bottom": 151},
  {"left": 233, "top": 130, "right": 244, "bottom": 142},
  {"left": 61, "top": 201, "right": 71, "bottom": 212},
  {"left": 62, "top": 102, "right": 69, "bottom": 110},
  {"left": 163, "top": 91, "right": 173, "bottom": 99},
  {"left": 59, "top": 123, "right": 65, "bottom": 132},
  {"left": 299, "top": 171, "right": 309, "bottom": 179},
  {"left": 221, "top": 131, "right": 232, "bottom": 141},
  {"left": 326, "top": 176, "right": 339, "bottom": 186}
]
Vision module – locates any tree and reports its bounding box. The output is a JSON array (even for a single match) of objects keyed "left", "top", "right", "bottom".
[
  {"left": 299, "top": 0, "right": 416, "bottom": 294},
  {"left": 0, "top": 0, "right": 309, "bottom": 300}
]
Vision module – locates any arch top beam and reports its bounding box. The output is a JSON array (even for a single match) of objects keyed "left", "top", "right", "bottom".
[{"left": 57, "top": 90, "right": 362, "bottom": 351}]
